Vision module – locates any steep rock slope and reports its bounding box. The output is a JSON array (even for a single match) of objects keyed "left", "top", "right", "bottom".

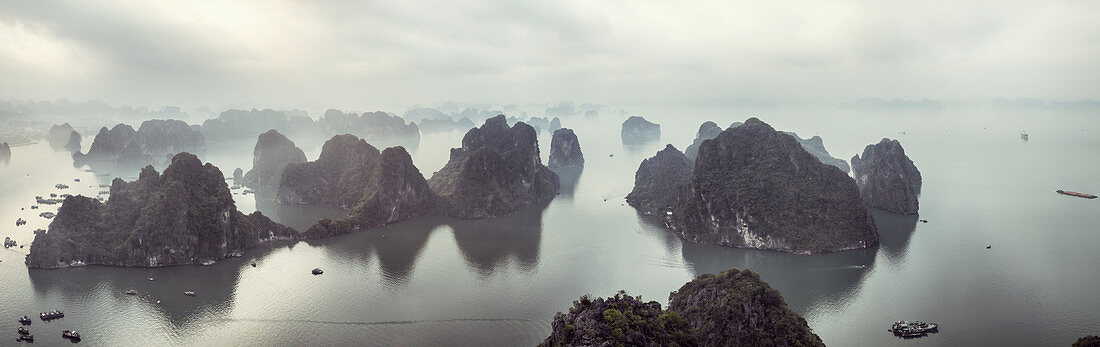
[
  {"left": 667, "top": 118, "right": 878, "bottom": 254},
  {"left": 25, "top": 153, "right": 296, "bottom": 268},
  {"left": 242, "top": 129, "right": 307, "bottom": 188},
  {"left": 850, "top": 138, "right": 922, "bottom": 214},
  {"left": 548, "top": 128, "right": 584, "bottom": 168},
  {"left": 428, "top": 115, "right": 559, "bottom": 219}
]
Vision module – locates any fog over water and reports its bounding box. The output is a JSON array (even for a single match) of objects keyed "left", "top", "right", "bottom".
[{"left": 1, "top": 1, "right": 1099, "bottom": 346}]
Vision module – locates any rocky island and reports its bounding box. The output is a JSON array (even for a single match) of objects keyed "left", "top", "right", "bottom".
[
  {"left": 547, "top": 128, "right": 584, "bottom": 168},
  {"left": 48, "top": 123, "right": 82, "bottom": 153},
  {"left": 0, "top": 142, "right": 9, "bottom": 163},
  {"left": 540, "top": 267, "right": 821, "bottom": 346},
  {"left": 625, "top": 144, "right": 692, "bottom": 214},
  {"left": 73, "top": 120, "right": 206, "bottom": 170},
  {"left": 851, "top": 138, "right": 922, "bottom": 214},
  {"left": 428, "top": 115, "right": 559, "bottom": 219},
  {"left": 631, "top": 118, "right": 878, "bottom": 254},
  {"left": 25, "top": 153, "right": 297, "bottom": 268},
  {"left": 684, "top": 121, "right": 723, "bottom": 162},
  {"left": 242, "top": 129, "right": 307, "bottom": 188},
  {"left": 781, "top": 131, "right": 850, "bottom": 173},
  {"left": 621, "top": 116, "right": 660, "bottom": 144},
  {"left": 278, "top": 135, "right": 437, "bottom": 238},
  {"left": 317, "top": 109, "right": 421, "bottom": 149}
]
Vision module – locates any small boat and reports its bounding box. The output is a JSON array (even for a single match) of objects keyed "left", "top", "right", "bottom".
[
  {"left": 890, "top": 320, "right": 938, "bottom": 338},
  {"left": 250, "top": 262, "right": 256, "bottom": 267},
  {"left": 987, "top": 245, "right": 992, "bottom": 249},
  {"left": 229, "top": 250, "right": 243, "bottom": 258},
  {"left": 17, "top": 326, "right": 29, "bottom": 335},
  {"left": 18, "top": 316, "right": 31, "bottom": 325},
  {"left": 16, "top": 334, "right": 33, "bottom": 342},
  {"left": 69, "top": 260, "right": 86, "bottom": 267},
  {"left": 200, "top": 260, "right": 216, "bottom": 266},
  {"left": 40, "top": 310, "right": 64, "bottom": 320},
  {"left": 125, "top": 290, "right": 137, "bottom": 295},
  {"left": 312, "top": 268, "right": 323, "bottom": 275},
  {"left": 1020, "top": 132, "right": 1029, "bottom": 140},
  {"left": 148, "top": 277, "right": 155, "bottom": 281},
  {"left": 184, "top": 291, "right": 196, "bottom": 297},
  {"left": 919, "top": 219, "right": 928, "bottom": 223},
  {"left": 860, "top": 264, "right": 867, "bottom": 269},
  {"left": 1057, "top": 190, "right": 1097, "bottom": 199},
  {"left": 62, "top": 330, "right": 81, "bottom": 340}
]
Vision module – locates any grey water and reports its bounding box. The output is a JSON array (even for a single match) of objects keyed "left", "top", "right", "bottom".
[{"left": 1, "top": 106, "right": 1098, "bottom": 346}]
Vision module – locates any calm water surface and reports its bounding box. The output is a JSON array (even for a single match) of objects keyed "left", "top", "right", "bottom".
[{"left": 1, "top": 107, "right": 1097, "bottom": 346}]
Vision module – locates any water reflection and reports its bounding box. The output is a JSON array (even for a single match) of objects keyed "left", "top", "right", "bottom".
[
  {"left": 304, "top": 218, "right": 437, "bottom": 289},
  {"left": 450, "top": 199, "right": 549, "bottom": 276},
  {"left": 252, "top": 187, "right": 347, "bottom": 232},
  {"left": 551, "top": 166, "right": 583, "bottom": 197},
  {"left": 869, "top": 208, "right": 920, "bottom": 265}
]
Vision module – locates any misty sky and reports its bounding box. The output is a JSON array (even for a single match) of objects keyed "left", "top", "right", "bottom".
[{"left": 0, "top": 1, "right": 1096, "bottom": 110}]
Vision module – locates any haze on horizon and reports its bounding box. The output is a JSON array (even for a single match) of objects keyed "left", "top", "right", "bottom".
[{"left": 0, "top": 0, "right": 1096, "bottom": 111}]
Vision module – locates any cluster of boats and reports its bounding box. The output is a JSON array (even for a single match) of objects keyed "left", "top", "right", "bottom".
[
  {"left": 889, "top": 320, "right": 939, "bottom": 338},
  {"left": 14, "top": 312, "right": 80, "bottom": 343}
]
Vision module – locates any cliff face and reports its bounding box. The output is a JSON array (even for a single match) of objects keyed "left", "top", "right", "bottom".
[
  {"left": 428, "top": 115, "right": 559, "bottom": 219},
  {"left": 621, "top": 116, "right": 661, "bottom": 144},
  {"left": 200, "top": 108, "right": 316, "bottom": 142},
  {"left": 280, "top": 135, "right": 437, "bottom": 238},
  {"left": 0, "top": 142, "right": 9, "bottom": 163},
  {"left": 667, "top": 118, "right": 878, "bottom": 254},
  {"left": 242, "top": 129, "right": 307, "bottom": 188},
  {"left": 25, "top": 153, "right": 297, "bottom": 269},
  {"left": 538, "top": 292, "right": 697, "bottom": 347},
  {"left": 317, "top": 109, "right": 420, "bottom": 149},
  {"left": 626, "top": 144, "right": 692, "bottom": 215},
  {"left": 668, "top": 268, "right": 824, "bottom": 347},
  {"left": 48, "top": 123, "right": 81, "bottom": 153},
  {"left": 278, "top": 134, "right": 382, "bottom": 207},
  {"left": 685, "top": 121, "right": 723, "bottom": 162},
  {"left": 548, "top": 128, "right": 584, "bottom": 168},
  {"left": 781, "top": 131, "right": 850, "bottom": 173},
  {"left": 851, "top": 138, "right": 922, "bottom": 214},
  {"left": 73, "top": 120, "right": 206, "bottom": 169}
]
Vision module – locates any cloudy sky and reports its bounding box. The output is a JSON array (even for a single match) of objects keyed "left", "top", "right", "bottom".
[{"left": 0, "top": 1, "right": 1096, "bottom": 109}]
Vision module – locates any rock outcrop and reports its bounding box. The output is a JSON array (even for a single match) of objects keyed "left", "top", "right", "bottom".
[
  {"left": 548, "top": 128, "right": 584, "bottom": 168},
  {"left": 781, "top": 131, "right": 850, "bottom": 173},
  {"left": 668, "top": 268, "right": 824, "bottom": 346},
  {"left": 527, "top": 117, "right": 550, "bottom": 133},
  {"left": 850, "top": 138, "right": 922, "bottom": 214},
  {"left": 242, "top": 129, "right": 307, "bottom": 188},
  {"left": 317, "top": 109, "right": 420, "bottom": 149},
  {"left": 73, "top": 120, "right": 206, "bottom": 169},
  {"left": 549, "top": 117, "right": 562, "bottom": 133},
  {"left": 540, "top": 267, "right": 821, "bottom": 346},
  {"left": 0, "top": 142, "right": 10, "bottom": 163},
  {"left": 637, "top": 118, "right": 878, "bottom": 254},
  {"left": 539, "top": 291, "right": 697, "bottom": 347},
  {"left": 279, "top": 135, "right": 437, "bottom": 237},
  {"left": 418, "top": 117, "right": 476, "bottom": 133},
  {"left": 684, "top": 121, "right": 723, "bottom": 162},
  {"left": 626, "top": 144, "right": 692, "bottom": 214},
  {"left": 48, "top": 123, "right": 81, "bottom": 153},
  {"left": 25, "top": 153, "right": 297, "bottom": 268},
  {"left": 621, "top": 116, "right": 660, "bottom": 144},
  {"left": 200, "top": 108, "right": 316, "bottom": 142},
  {"left": 428, "top": 115, "right": 559, "bottom": 219}
]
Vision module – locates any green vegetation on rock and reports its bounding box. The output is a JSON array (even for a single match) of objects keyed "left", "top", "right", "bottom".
[
  {"left": 668, "top": 268, "right": 824, "bottom": 346},
  {"left": 26, "top": 152, "right": 296, "bottom": 268},
  {"left": 539, "top": 291, "right": 697, "bottom": 347}
]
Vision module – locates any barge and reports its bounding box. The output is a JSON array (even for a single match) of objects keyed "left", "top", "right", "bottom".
[{"left": 1057, "top": 190, "right": 1097, "bottom": 199}]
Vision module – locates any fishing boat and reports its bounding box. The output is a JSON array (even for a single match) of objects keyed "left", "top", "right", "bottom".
[
  {"left": 125, "top": 290, "right": 137, "bottom": 295},
  {"left": 184, "top": 291, "right": 196, "bottom": 297},
  {"left": 889, "top": 320, "right": 938, "bottom": 337},
  {"left": 39, "top": 310, "right": 64, "bottom": 320},
  {"left": 18, "top": 316, "right": 31, "bottom": 325},
  {"left": 62, "top": 330, "right": 81, "bottom": 340},
  {"left": 312, "top": 268, "right": 323, "bottom": 275},
  {"left": 1057, "top": 190, "right": 1097, "bottom": 199},
  {"left": 1020, "top": 132, "right": 1029, "bottom": 140},
  {"left": 17, "top": 326, "right": 29, "bottom": 335}
]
